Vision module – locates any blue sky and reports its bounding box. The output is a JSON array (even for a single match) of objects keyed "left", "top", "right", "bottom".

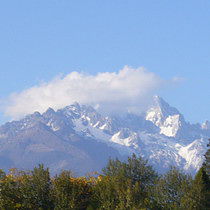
[{"left": 0, "top": 0, "right": 209, "bottom": 124}]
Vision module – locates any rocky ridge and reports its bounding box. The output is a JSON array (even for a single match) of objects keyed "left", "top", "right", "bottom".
[{"left": 0, "top": 96, "right": 209, "bottom": 175}]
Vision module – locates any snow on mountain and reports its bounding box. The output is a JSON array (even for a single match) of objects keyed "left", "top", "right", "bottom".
[
  {"left": 146, "top": 95, "right": 185, "bottom": 137},
  {"left": 202, "top": 120, "right": 210, "bottom": 130},
  {"left": 0, "top": 96, "right": 209, "bottom": 175}
]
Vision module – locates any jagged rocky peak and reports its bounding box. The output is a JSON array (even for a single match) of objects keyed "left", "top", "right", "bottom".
[
  {"left": 42, "top": 108, "right": 57, "bottom": 122},
  {"left": 60, "top": 103, "right": 105, "bottom": 130},
  {"left": 64, "top": 102, "right": 81, "bottom": 112},
  {"left": 44, "top": 107, "right": 56, "bottom": 115},
  {"left": 25, "top": 111, "right": 42, "bottom": 120},
  {"left": 21, "top": 111, "right": 44, "bottom": 126},
  {"left": 81, "top": 105, "right": 103, "bottom": 125},
  {"left": 63, "top": 102, "right": 99, "bottom": 117},
  {"left": 61, "top": 102, "right": 82, "bottom": 119},
  {"left": 146, "top": 96, "right": 180, "bottom": 123},
  {"left": 146, "top": 96, "right": 186, "bottom": 137},
  {"left": 202, "top": 120, "right": 210, "bottom": 130}
]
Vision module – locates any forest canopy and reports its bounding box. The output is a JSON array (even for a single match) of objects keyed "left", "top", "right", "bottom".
[{"left": 0, "top": 153, "right": 209, "bottom": 210}]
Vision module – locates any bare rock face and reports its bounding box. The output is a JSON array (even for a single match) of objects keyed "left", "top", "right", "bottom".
[{"left": 0, "top": 96, "right": 209, "bottom": 175}]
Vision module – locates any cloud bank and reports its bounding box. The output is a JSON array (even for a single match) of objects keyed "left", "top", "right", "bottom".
[{"left": 4, "top": 66, "right": 165, "bottom": 119}]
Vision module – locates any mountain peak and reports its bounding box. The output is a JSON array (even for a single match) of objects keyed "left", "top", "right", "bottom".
[
  {"left": 44, "top": 107, "right": 55, "bottom": 115},
  {"left": 146, "top": 96, "right": 186, "bottom": 137},
  {"left": 146, "top": 96, "right": 180, "bottom": 124},
  {"left": 152, "top": 95, "right": 180, "bottom": 116},
  {"left": 202, "top": 120, "right": 210, "bottom": 130}
]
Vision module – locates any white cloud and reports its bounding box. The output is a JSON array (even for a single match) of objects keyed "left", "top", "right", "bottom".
[{"left": 4, "top": 66, "right": 165, "bottom": 119}]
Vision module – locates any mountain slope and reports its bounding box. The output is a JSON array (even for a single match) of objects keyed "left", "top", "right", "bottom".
[{"left": 0, "top": 96, "right": 209, "bottom": 175}]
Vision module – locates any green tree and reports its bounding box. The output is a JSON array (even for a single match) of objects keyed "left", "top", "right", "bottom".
[
  {"left": 20, "top": 164, "right": 53, "bottom": 209},
  {"left": 153, "top": 167, "right": 192, "bottom": 209},
  {"left": 93, "top": 175, "right": 120, "bottom": 209},
  {"left": 204, "top": 139, "right": 210, "bottom": 178},
  {"left": 95, "top": 154, "right": 158, "bottom": 209},
  {"left": 0, "top": 168, "right": 23, "bottom": 209},
  {"left": 52, "top": 170, "right": 93, "bottom": 210},
  {"left": 181, "top": 166, "right": 210, "bottom": 209},
  {"left": 103, "top": 154, "right": 158, "bottom": 191}
]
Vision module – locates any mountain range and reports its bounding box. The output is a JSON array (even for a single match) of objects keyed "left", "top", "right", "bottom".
[{"left": 0, "top": 96, "right": 209, "bottom": 175}]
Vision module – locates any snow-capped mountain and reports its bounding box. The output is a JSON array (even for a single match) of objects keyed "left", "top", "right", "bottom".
[{"left": 0, "top": 96, "right": 209, "bottom": 175}]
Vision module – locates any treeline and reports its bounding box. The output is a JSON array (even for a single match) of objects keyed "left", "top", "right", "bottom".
[{"left": 0, "top": 154, "right": 209, "bottom": 209}]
